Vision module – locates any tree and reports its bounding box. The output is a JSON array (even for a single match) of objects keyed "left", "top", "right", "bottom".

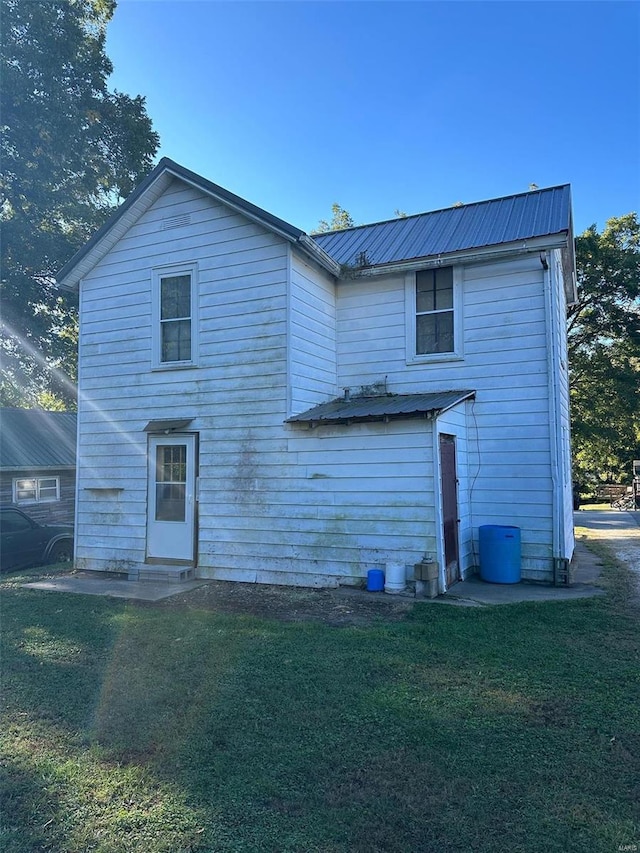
[
  {"left": 0, "top": 0, "right": 159, "bottom": 408},
  {"left": 569, "top": 214, "right": 640, "bottom": 486},
  {"left": 313, "top": 203, "right": 355, "bottom": 234}
]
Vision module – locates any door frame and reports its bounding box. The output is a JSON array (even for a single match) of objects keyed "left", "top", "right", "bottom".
[
  {"left": 436, "top": 431, "right": 460, "bottom": 590},
  {"left": 145, "top": 432, "right": 198, "bottom": 565}
]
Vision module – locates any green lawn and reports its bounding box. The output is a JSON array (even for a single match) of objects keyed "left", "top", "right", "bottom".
[{"left": 1, "top": 550, "right": 638, "bottom": 853}]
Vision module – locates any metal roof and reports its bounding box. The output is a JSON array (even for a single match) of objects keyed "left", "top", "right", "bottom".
[
  {"left": 312, "top": 185, "right": 571, "bottom": 268},
  {"left": 0, "top": 409, "right": 77, "bottom": 470},
  {"left": 287, "top": 391, "right": 475, "bottom": 426}
]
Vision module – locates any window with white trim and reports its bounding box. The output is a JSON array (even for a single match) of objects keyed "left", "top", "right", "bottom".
[
  {"left": 13, "top": 476, "right": 60, "bottom": 504},
  {"left": 416, "top": 267, "right": 454, "bottom": 354},
  {"left": 152, "top": 263, "right": 198, "bottom": 368},
  {"left": 406, "top": 266, "right": 462, "bottom": 361}
]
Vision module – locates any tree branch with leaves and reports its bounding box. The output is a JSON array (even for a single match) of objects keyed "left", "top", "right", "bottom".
[
  {"left": 0, "top": 0, "right": 159, "bottom": 408},
  {"left": 569, "top": 214, "right": 640, "bottom": 486}
]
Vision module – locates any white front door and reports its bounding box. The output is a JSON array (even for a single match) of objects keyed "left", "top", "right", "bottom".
[{"left": 146, "top": 434, "right": 196, "bottom": 562}]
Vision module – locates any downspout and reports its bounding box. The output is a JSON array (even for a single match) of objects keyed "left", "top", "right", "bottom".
[
  {"left": 285, "top": 244, "right": 293, "bottom": 419},
  {"left": 542, "top": 252, "right": 563, "bottom": 568}
]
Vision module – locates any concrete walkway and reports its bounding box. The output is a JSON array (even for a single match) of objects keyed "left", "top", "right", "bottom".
[
  {"left": 441, "top": 509, "right": 640, "bottom": 607},
  {"left": 441, "top": 510, "right": 639, "bottom": 607},
  {"left": 22, "top": 572, "right": 208, "bottom": 601},
  {"left": 438, "top": 539, "right": 605, "bottom": 607}
]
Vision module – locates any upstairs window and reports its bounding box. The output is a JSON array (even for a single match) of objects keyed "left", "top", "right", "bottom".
[
  {"left": 406, "top": 266, "right": 462, "bottom": 362},
  {"left": 152, "top": 263, "right": 198, "bottom": 368},
  {"left": 416, "top": 267, "right": 454, "bottom": 354},
  {"left": 161, "top": 274, "right": 191, "bottom": 362}
]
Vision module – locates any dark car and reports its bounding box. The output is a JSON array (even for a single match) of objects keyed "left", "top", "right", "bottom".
[{"left": 0, "top": 505, "right": 74, "bottom": 572}]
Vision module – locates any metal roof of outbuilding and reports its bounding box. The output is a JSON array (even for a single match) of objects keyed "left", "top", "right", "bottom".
[
  {"left": 311, "top": 185, "right": 572, "bottom": 268},
  {"left": 287, "top": 390, "right": 475, "bottom": 426},
  {"left": 0, "top": 409, "right": 77, "bottom": 470}
]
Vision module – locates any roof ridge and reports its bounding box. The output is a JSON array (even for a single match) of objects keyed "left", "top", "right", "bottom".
[{"left": 313, "top": 184, "right": 571, "bottom": 236}]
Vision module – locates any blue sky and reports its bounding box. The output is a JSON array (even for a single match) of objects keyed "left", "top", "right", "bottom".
[{"left": 106, "top": 1, "right": 639, "bottom": 234}]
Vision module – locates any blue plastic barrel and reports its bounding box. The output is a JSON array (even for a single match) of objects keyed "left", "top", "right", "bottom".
[
  {"left": 479, "top": 525, "right": 521, "bottom": 584},
  {"left": 367, "top": 569, "right": 385, "bottom": 592}
]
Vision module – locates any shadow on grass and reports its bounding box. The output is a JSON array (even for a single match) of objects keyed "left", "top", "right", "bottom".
[{"left": 90, "top": 601, "right": 639, "bottom": 853}]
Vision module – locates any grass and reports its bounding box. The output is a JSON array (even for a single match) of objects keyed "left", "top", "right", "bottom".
[{"left": 1, "top": 554, "right": 639, "bottom": 853}]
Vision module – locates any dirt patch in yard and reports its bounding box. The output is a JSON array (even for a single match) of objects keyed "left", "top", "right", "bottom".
[{"left": 145, "top": 580, "right": 416, "bottom": 627}]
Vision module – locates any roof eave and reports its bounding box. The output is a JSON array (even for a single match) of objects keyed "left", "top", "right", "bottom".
[
  {"left": 339, "top": 232, "right": 571, "bottom": 279},
  {"left": 56, "top": 163, "right": 174, "bottom": 291},
  {"left": 0, "top": 465, "right": 76, "bottom": 472},
  {"left": 296, "top": 235, "right": 341, "bottom": 276},
  {"left": 564, "top": 196, "right": 578, "bottom": 305},
  {"left": 56, "top": 158, "right": 338, "bottom": 290}
]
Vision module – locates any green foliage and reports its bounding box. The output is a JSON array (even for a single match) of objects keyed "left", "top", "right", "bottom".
[
  {"left": 313, "top": 202, "right": 355, "bottom": 233},
  {"left": 0, "top": 0, "right": 159, "bottom": 409},
  {"left": 313, "top": 204, "right": 411, "bottom": 234},
  {"left": 570, "top": 214, "right": 640, "bottom": 485}
]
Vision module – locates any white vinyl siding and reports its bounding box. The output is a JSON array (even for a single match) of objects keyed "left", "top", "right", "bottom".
[
  {"left": 197, "top": 420, "right": 437, "bottom": 585},
  {"left": 76, "top": 180, "right": 290, "bottom": 574},
  {"left": 289, "top": 251, "right": 337, "bottom": 415},
  {"left": 337, "top": 255, "right": 555, "bottom": 581}
]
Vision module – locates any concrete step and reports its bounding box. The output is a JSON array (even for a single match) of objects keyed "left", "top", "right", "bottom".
[{"left": 128, "top": 565, "right": 195, "bottom": 584}]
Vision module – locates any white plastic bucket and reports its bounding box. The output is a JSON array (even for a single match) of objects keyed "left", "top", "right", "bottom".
[{"left": 384, "top": 561, "right": 406, "bottom": 594}]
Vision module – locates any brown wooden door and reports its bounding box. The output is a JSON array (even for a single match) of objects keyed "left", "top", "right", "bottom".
[{"left": 439, "top": 434, "right": 460, "bottom": 586}]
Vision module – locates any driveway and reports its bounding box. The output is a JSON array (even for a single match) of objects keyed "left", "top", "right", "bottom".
[{"left": 574, "top": 509, "right": 640, "bottom": 596}]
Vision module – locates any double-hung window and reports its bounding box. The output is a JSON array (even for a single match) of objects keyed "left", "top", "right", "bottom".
[
  {"left": 407, "top": 266, "right": 462, "bottom": 361},
  {"left": 13, "top": 476, "right": 60, "bottom": 504},
  {"left": 152, "top": 263, "right": 198, "bottom": 368},
  {"left": 416, "top": 267, "right": 454, "bottom": 354}
]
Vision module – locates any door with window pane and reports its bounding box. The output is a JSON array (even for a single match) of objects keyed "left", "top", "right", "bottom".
[{"left": 146, "top": 434, "right": 196, "bottom": 561}]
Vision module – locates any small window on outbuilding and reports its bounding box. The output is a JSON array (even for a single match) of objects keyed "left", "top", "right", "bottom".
[{"left": 13, "top": 476, "right": 60, "bottom": 504}]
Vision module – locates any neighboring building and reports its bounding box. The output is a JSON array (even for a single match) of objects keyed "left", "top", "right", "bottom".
[
  {"left": 0, "top": 408, "right": 77, "bottom": 525},
  {"left": 57, "top": 158, "right": 576, "bottom": 589}
]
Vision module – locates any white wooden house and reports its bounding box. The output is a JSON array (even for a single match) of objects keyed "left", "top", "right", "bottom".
[{"left": 57, "top": 159, "right": 576, "bottom": 590}]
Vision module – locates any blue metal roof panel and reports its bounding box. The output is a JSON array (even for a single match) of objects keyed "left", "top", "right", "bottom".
[
  {"left": 0, "top": 409, "right": 77, "bottom": 470},
  {"left": 312, "top": 185, "right": 571, "bottom": 267}
]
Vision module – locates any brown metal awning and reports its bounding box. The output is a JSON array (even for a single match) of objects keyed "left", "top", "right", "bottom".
[
  {"left": 143, "top": 419, "right": 193, "bottom": 433},
  {"left": 286, "top": 390, "right": 475, "bottom": 427}
]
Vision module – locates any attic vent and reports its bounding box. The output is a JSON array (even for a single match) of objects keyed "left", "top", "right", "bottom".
[{"left": 161, "top": 213, "right": 191, "bottom": 230}]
